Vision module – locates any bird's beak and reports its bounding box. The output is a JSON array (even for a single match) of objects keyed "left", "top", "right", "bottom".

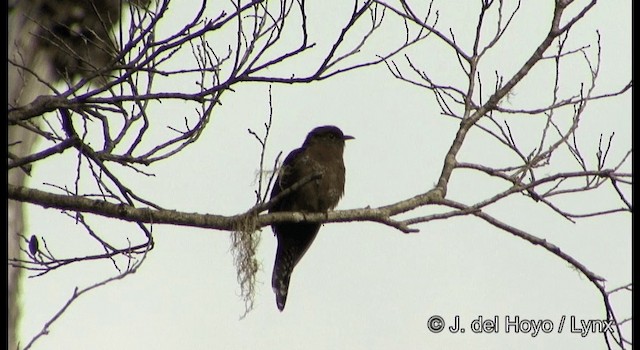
[{"left": 343, "top": 134, "right": 355, "bottom": 140}]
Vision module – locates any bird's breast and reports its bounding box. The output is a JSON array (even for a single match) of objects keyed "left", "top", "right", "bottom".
[{"left": 297, "top": 155, "right": 345, "bottom": 211}]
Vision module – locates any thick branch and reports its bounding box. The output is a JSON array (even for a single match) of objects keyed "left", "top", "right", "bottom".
[
  {"left": 9, "top": 184, "right": 442, "bottom": 233},
  {"left": 9, "top": 184, "right": 236, "bottom": 230}
]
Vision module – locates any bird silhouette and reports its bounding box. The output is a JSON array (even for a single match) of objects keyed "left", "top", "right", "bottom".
[{"left": 270, "top": 125, "right": 354, "bottom": 311}]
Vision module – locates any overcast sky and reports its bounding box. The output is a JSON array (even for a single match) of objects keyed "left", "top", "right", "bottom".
[{"left": 19, "top": 0, "right": 630, "bottom": 349}]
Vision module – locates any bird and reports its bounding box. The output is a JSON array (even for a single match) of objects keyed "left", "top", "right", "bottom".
[{"left": 270, "top": 125, "right": 354, "bottom": 311}]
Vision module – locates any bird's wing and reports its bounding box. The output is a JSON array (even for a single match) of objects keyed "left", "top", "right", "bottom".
[{"left": 270, "top": 147, "right": 304, "bottom": 211}]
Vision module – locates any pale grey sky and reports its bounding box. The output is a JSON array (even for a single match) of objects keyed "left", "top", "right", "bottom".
[{"left": 19, "top": 1, "right": 630, "bottom": 349}]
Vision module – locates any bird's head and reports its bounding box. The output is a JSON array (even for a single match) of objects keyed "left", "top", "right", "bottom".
[{"left": 303, "top": 125, "right": 354, "bottom": 149}]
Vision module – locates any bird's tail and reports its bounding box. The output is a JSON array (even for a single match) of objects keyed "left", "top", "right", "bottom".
[
  {"left": 271, "top": 223, "right": 320, "bottom": 311},
  {"left": 272, "top": 250, "right": 293, "bottom": 311}
]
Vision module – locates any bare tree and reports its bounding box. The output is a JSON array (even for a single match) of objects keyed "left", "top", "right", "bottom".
[
  {"left": 8, "top": 0, "right": 131, "bottom": 348},
  {"left": 8, "top": 0, "right": 630, "bottom": 349}
]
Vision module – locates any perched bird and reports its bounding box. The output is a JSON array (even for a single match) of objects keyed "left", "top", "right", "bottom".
[{"left": 270, "top": 125, "right": 354, "bottom": 311}]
